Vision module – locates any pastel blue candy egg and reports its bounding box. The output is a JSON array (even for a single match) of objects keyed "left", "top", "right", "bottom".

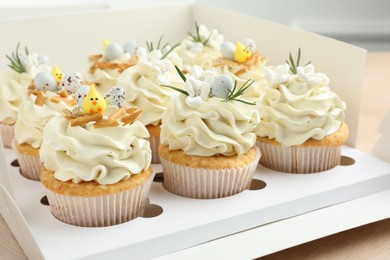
[
  {"left": 34, "top": 72, "right": 57, "bottom": 91},
  {"left": 104, "top": 87, "right": 126, "bottom": 107},
  {"left": 210, "top": 74, "right": 234, "bottom": 98},
  {"left": 220, "top": 41, "right": 235, "bottom": 60},
  {"left": 104, "top": 42, "right": 124, "bottom": 61},
  {"left": 242, "top": 38, "right": 256, "bottom": 53},
  {"left": 59, "top": 71, "right": 83, "bottom": 94},
  {"left": 123, "top": 41, "right": 139, "bottom": 56}
]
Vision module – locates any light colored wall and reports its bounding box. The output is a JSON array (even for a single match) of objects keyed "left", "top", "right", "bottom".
[{"left": 1, "top": 0, "right": 389, "bottom": 50}]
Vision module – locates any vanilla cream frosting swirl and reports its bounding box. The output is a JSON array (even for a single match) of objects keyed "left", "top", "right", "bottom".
[
  {"left": 14, "top": 91, "right": 74, "bottom": 148},
  {"left": 40, "top": 116, "right": 151, "bottom": 185},
  {"left": 255, "top": 64, "right": 346, "bottom": 146},
  {"left": 0, "top": 68, "right": 32, "bottom": 124},
  {"left": 161, "top": 95, "right": 260, "bottom": 156},
  {"left": 116, "top": 48, "right": 183, "bottom": 126},
  {"left": 0, "top": 64, "right": 51, "bottom": 124}
]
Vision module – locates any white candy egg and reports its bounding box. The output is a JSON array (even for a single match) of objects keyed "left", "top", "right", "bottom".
[
  {"left": 242, "top": 38, "right": 256, "bottom": 53},
  {"left": 104, "top": 87, "right": 125, "bottom": 107},
  {"left": 59, "top": 71, "right": 83, "bottom": 94},
  {"left": 75, "top": 85, "right": 90, "bottom": 108},
  {"left": 210, "top": 74, "right": 234, "bottom": 98},
  {"left": 104, "top": 42, "right": 124, "bottom": 61},
  {"left": 34, "top": 72, "right": 57, "bottom": 91},
  {"left": 37, "top": 54, "right": 50, "bottom": 65},
  {"left": 123, "top": 41, "right": 139, "bottom": 56},
  {"left": 220, "top": 41, "right": 236, "bottom": 60}
]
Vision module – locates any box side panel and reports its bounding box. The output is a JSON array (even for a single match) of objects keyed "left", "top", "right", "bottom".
[
  {"left": 0, "top": 4, "right": 193, "bottom": 72},
  {"left": 193, "top": 3, "right": 367, "bottom": 147}
]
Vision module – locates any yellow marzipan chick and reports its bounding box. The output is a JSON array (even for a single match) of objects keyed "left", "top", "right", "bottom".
[
  {"left": 103, "top": 39, "right": 110, "bottom": 51},
  {"left": 234, "top": 41, "right": 252, "bottom": 63},
  {"left": 51, "top": 65, "right": 63, "bottom": 84},
  {"left": 82, "top": 85, "right": 107, "bottom": 114}
]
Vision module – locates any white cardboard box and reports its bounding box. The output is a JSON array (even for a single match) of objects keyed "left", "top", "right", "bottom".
[{"left": 1, "top": 2, "right": 390, "bottom": 259}]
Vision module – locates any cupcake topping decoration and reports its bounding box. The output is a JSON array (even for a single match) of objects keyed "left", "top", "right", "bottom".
[
  {"left": 75, "top": 85, "right": 90, "bottom": 108},
  {"left": 216, "top": 38, "right": 264, "bottom": 76},
  {"left": 88, "top": 39, "right": 138, "bottom": 73},
  {"left": 234, "top": 41, "right": 252, "bottom": 63},
  {"left": 5, "top": 42, "right": 29, "bottom": 73},
  {"left": 187, "top": 22, "right": 224, "bottom": 49},
  {"left": 82, "top": 84, "right": 107, "bottom": 114},
  {"left": 145, "top": 35, "right": 180, "bottom": 60},
  {"left": 162, "top": 65, "right": 255, "bottom": 106},
  {"left": 64, "top": 101, "right": 143, "bottom": 128},
  {"left": 59, "top": 71, "right": 84, "bottom": 94},
  {"left": 285, "top": 48, "right": 311, "bottom": 75},
  {"left": 5, "top": 42, "right": 51, "bottom": 74},
  {"left": 123, "top": 40, "right": 139, "bottom": 56},
  {"left": 104, "top": 87, "right": 125, "bottom": 107},
  {"left": 30, "top": 70, "right": 76, "bottom": 107},
  {"left": 51, "top": 65, "right": 64, "bottom": 85},
  {"left": 104, "top": 42, "right": 125, "bottom": 61},
  {"left": 34, "top": 71, "right": 58, "bottom": 92}
]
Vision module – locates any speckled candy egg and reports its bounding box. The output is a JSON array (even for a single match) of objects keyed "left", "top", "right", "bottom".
[
  {"left": 75, "top": 85, "right": 90, "bottom": 108},
  {"left": 210, "top": 74, "right": 234, "bottom": 98},
  {"left": 34, "top": 72, "right": 57, "bottom": 91},
  {"left": 123, "top": 41, "right": 139, "bottom": 56},
  {"left": 220, "top": 41, "right": 235, "bottom": 60},
  {"left": 104, "top": 42, "right": 124, "bottom": 61},
  {"left": 104, "top": 87, "right": 125, "bottom": 107},
  {"left": 242, "top": 38, "right": 256, "bottom": 53},
  {"left": 60, "top": 71, "right": 83, "bottom": 94}
]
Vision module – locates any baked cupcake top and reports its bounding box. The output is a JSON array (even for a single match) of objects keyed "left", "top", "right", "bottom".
[
  {"left": 161, "top": 65, "right": 259, "bottom": 157},
  {"left": 14, "top": 68, "right": 78, "bottom": 148},
  {"left": 115, "top": 46, "right": 183, "bottom": 126},
  {"left": 255, "top": 56, "right": 346, "bottom": 146},
  {"left": 84, "top": 40, "right": 139, "bottom": 94},
  {"left": 40, "top": 90, "right": 151, "bottom": 185},
  {"left": 177, "top": 23, "right": 224, "bottom": 72},
  {"left": 0, "top": 43, "right": 51, "bottom": 125}
]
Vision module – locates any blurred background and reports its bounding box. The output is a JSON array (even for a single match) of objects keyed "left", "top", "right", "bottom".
[{"left": 1, "top": 0, "right": 389, "bottom": 51}]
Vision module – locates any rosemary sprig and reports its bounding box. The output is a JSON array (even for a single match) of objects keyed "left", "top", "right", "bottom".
[
  {"left": 161, "top": 65, "right": 188, "bottom": 94},
  {"left": 223, "top": 79, "right": 256, "bottom": 105},
  {"left": 175, "top": 65, "right": 187, "bottom": 82},
  {"left": 5, "top": 42, "right": 28, "bottom": 73},
  {"left": 286, "top": 48, "right": 311, "bottom": 74},
  {"left": 160, "top": 42, "right": 180, "bottom": 60},
  {"left": 187, "top": 21, "right": 211, "bottom": 45},
  {"left": 145, "top": 35, "right": 180, "bottom": 60},
  {"left": 161, "top": 85, "right": 189, "bottom": 96}
]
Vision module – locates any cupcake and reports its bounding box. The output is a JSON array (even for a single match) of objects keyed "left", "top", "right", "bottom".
[
  {"left": 176, "top": 23, "right": 224, "bottom": 72},
  {"left": 84, "top": 40, "right": 139, "bottom": 94},
  {"left": 159, "top": 65, "right": 260, "bottom": 199},
  {"left": 213, "top": 38, "right": 269, "bottom": 101},
  {"left": 0, "top": 43, "right": 51, "bottom": 148},
  {"left": 13, "top": 67, "right": 78, "bottom": 180},
  {"left": 39, "top": 90, "right": 153, "bottom": 227},
  {"left": 255, "top": 51, "right": 348, "bottom": 173},
  {"left": 116, "top": 45, "right": 183, "bottom": 163}
]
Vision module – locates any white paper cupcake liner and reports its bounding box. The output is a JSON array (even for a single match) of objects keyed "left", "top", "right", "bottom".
[
  {"left": 0, "top": 123, "right": 14, "bottom": 148},
  {"left": 14, "top": 149, "right": 42, "bottom": 181},
  {"left": 45, "top": 172, "right": 155, "bottom": 227},
  {"left": 160, "top": 147, "right": 261, "bottom": 199},
  {"left": 149, "top": 135, "right": 161, "bottom": 164},
  {"left": 257, "top": 141, "right": 342, "bottom": 173}
]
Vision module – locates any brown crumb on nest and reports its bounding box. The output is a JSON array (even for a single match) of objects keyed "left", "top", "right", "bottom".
[
  {"left": 63, "top": 106, "right": 142, "bottom": 128},
  {"left": 88, "top": 54, "right": 138, "bottom": 73}
]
